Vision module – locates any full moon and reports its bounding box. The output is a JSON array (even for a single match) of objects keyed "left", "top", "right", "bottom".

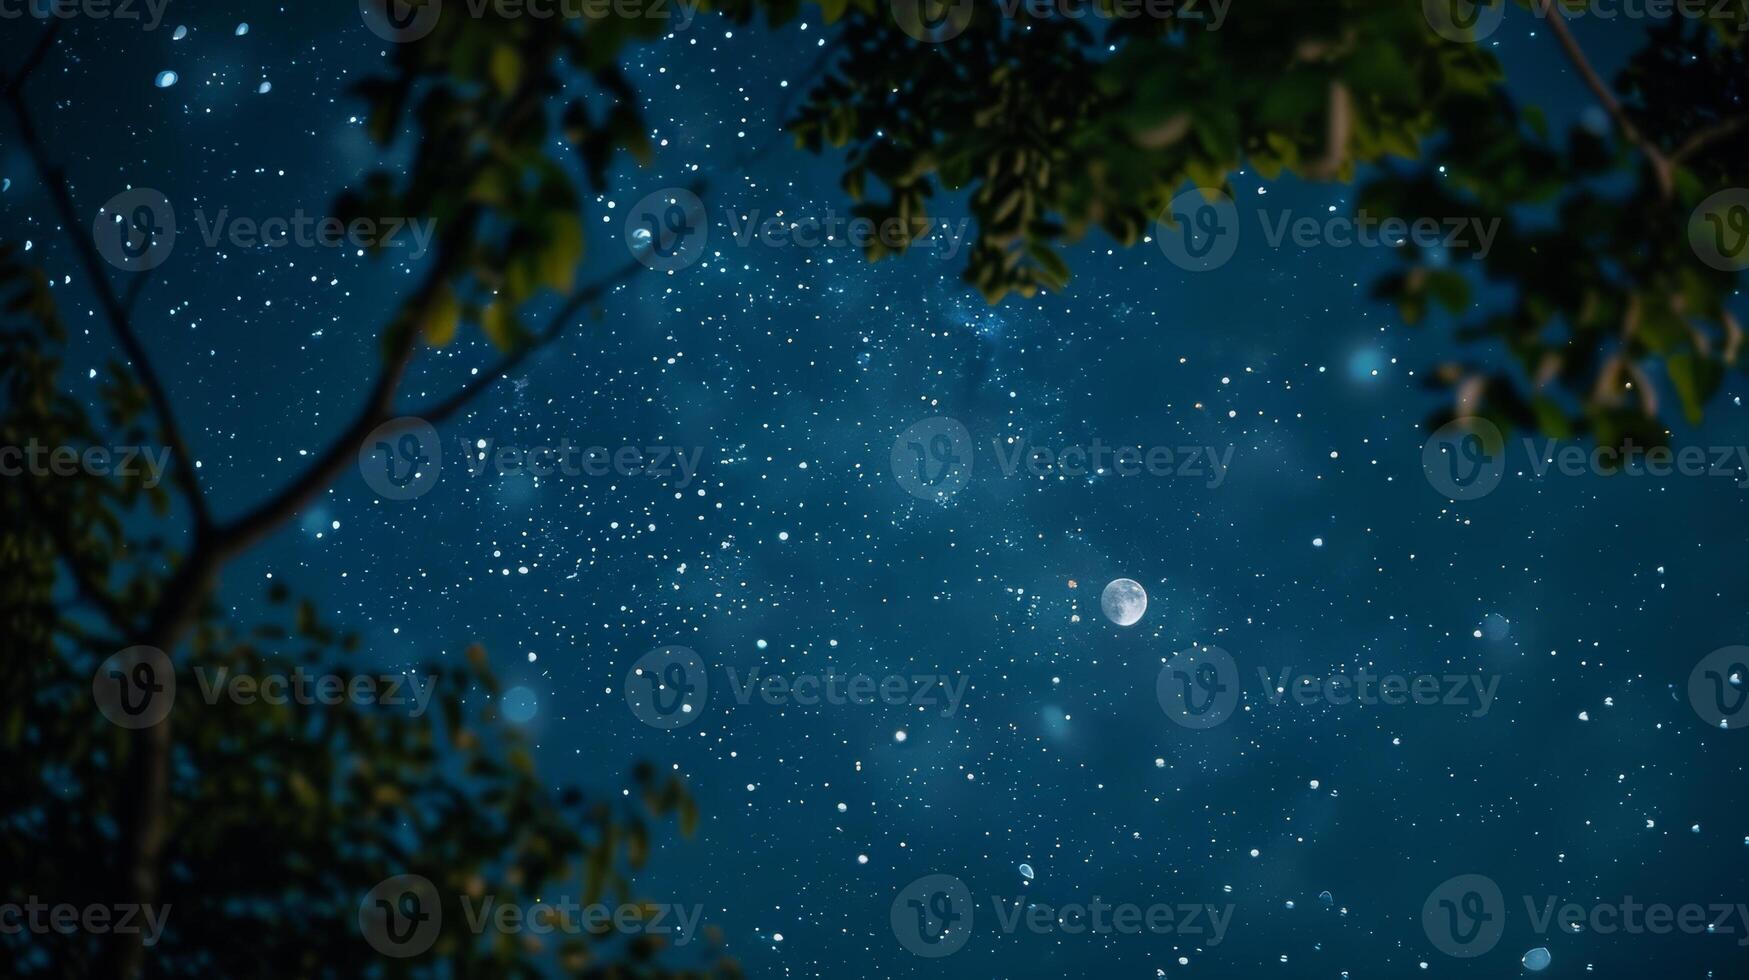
[{"left": 1100, "top": 578, "right": 1147, "bottom": 626}]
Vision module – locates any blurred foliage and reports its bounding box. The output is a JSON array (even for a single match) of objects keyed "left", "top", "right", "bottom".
[
  {"left": 734, "top": 0, "right": 1743, "bottom": 444},
  {"left": 0, "top": 246, "right": 729, "bottom": 977},
  {"left": 341, "top": 0, "right": 1746, "bottom": 441}
]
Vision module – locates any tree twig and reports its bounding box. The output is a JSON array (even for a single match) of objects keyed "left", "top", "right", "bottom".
[
  {"left": 407, "top": 44, "right": 839, "bottom": 428},
  {"left": 5, "top": 54, "right": 212, "bottom": 531},
  {"left": 1533, "top": 0, "right": 1673, "bottom": 198},
  {"left": 1672, "top": 113, "right": 1749, "bottom": 164},
  {"left": 414, "top": 254, "right": 647, "bottom": 426},
  {"left": 2, "top": 21, "right": 60, "bottom": 97},
  {"left": 210, "top": 208, "right": 479, "bottom": 562}
]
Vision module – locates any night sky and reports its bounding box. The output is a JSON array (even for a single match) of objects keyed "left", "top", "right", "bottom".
[{"left": 5, "top": 3, "right": 1748, "bottom": 977}]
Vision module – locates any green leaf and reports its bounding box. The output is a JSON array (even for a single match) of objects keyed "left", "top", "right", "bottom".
[
  {"left": 542, "top": 213, "right": 584, "bottom": 293},
  {"left": 491, "top": 45, "right": 523, "bottom": 96},
  {"left": 1425, "top": 270, "right": 1471, "bottom": 313},
  {"left": 1029, "top": 241, "right": 1070, "bottom": 291},
  {"left": 423, "top": 284, "right": 460, "bottom": 347},
  {"left": 481, "top": 302, "right": 521, "bottom": 351},
  {"left": 1666, "top": 352, "right": 1720, "bottom": 426}
]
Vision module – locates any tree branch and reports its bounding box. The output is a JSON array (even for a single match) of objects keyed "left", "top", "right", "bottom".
[
  {"left": 209, "top": 207, "right": 480, "bottom": 563},
  {"left": 134, "top": 35, "right": 835, "bottom": 558},
  {"left": 2, "top": 21, "right": 60, "bottom": 97},
  {"left": 1671, "top": 113, "right": 1749, "bottom": 164},
  {"left": 5, "top": 58, "right": 212, "bottom": 531},
  {"left": 414, "top": 255, "right": 646, "bottom": 426},
  {"left": 1533, "top": 0, "right": 1674, "bottom": 198},
  {"left": 405, "top": 41, "right": 843, "bottom": 429}
]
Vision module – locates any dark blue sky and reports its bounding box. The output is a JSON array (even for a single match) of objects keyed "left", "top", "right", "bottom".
[{"left": 5, "top": 3, "right": 1747, "bottom": 977}]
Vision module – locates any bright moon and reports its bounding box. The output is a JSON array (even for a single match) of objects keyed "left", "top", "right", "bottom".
[{"left": 1100, "top": 578, "right": 1147, "bottom": 626}]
